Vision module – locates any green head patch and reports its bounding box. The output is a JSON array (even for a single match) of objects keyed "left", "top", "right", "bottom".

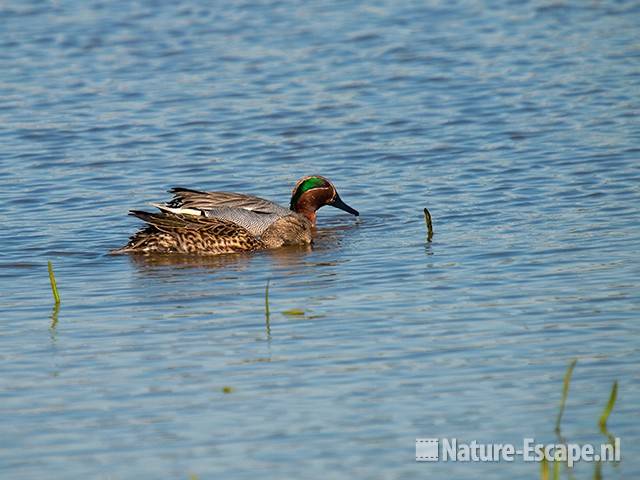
[{"left": 290, "top": 177, "right": 329, "bottom": 209}]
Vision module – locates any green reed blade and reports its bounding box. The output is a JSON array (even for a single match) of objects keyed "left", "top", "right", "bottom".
[
  {"left": 540, "top": 456, "right": 549, "bottom": 480},
  {"left": 48, "top": 261, "right": 61, "bottom": 305},
  {"left": 593, "top": 459, "right": 602, "bottom": 480},
  {"left": 264, "top": 279, "right": 271, "bottom": 338},
  {"left": 265, "top": 279, "right": 270, "bottom": 318},
  {"left": 555, "top": 359, "right": 577, "bottom": 433},
  {"left": 599, "top": 380, "right": 618, "bottom": 430}
]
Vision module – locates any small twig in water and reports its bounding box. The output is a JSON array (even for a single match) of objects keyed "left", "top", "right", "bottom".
[{"left": 423, "top": 208, "right": 433, "bottom": 242}]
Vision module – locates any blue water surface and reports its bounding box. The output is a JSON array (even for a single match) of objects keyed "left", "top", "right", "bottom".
[{"left": 0, "top": 1, "right": 639, "bottom": 478}]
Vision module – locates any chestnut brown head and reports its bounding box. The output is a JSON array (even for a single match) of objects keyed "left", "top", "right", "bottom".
[{"left": 289, "top": 175, "right": 359, "bottom": 225}]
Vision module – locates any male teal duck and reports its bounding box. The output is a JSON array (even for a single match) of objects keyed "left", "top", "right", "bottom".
[{"left": 113, "top": 175, "right": 359, "bottom": 255}]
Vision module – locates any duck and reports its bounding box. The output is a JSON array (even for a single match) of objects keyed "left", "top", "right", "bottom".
[{"left": 113, "top": 175, "right": 359, "bottom": 255}]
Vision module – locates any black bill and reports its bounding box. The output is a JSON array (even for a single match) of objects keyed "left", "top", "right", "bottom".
[{"left": 331, "top": 194, "right": 359, "bottom": 216}]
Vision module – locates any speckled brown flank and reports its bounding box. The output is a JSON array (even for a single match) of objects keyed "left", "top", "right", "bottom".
[{"left": 113, "top": 211, "right": 266, "bottom": 255}]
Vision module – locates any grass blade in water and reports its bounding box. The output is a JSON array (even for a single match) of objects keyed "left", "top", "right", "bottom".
[
  {"left": 264, "top": 280, "right": 271, "bottom": 337},
  {"left": 48, "top": 261, "right": 61, "bottom": 305},
  {"left": 555, "top": 359, "right": 577, "bottom": 433},
  {"left": 540, "top": 457, "right": 549, "bottom": 480},
  {"left": 265, "top": 280, "right": 270, "bottom": 319},
  {"left": 599, "top": 380, "right": 618, "bottom": 430}
]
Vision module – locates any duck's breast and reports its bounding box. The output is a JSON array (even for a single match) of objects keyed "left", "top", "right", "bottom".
[{"left": 260, "top": 214, "right": 312, "bottom": 248}]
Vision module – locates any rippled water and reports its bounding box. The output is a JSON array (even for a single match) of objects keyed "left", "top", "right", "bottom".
[{"left": 1, "top": 1, "right": 639, "bottom": 478}]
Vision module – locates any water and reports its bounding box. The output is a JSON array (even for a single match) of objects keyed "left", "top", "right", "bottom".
[{"left": 1, "top": 1, "right": 639, "bottom": 478}]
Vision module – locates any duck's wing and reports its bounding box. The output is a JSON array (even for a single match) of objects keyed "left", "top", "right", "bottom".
[
  {"left": 128, "top": 210, "right": 246, "bottom": 233},
  {"left": 164, "top": 187, "right": 290, "bottom": 215},
  {"left": 152, "top": 199, "right": 286, "bottom": 236},
  {"left": 112, "top": 210, "right": 263, "bottom": 254}
]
